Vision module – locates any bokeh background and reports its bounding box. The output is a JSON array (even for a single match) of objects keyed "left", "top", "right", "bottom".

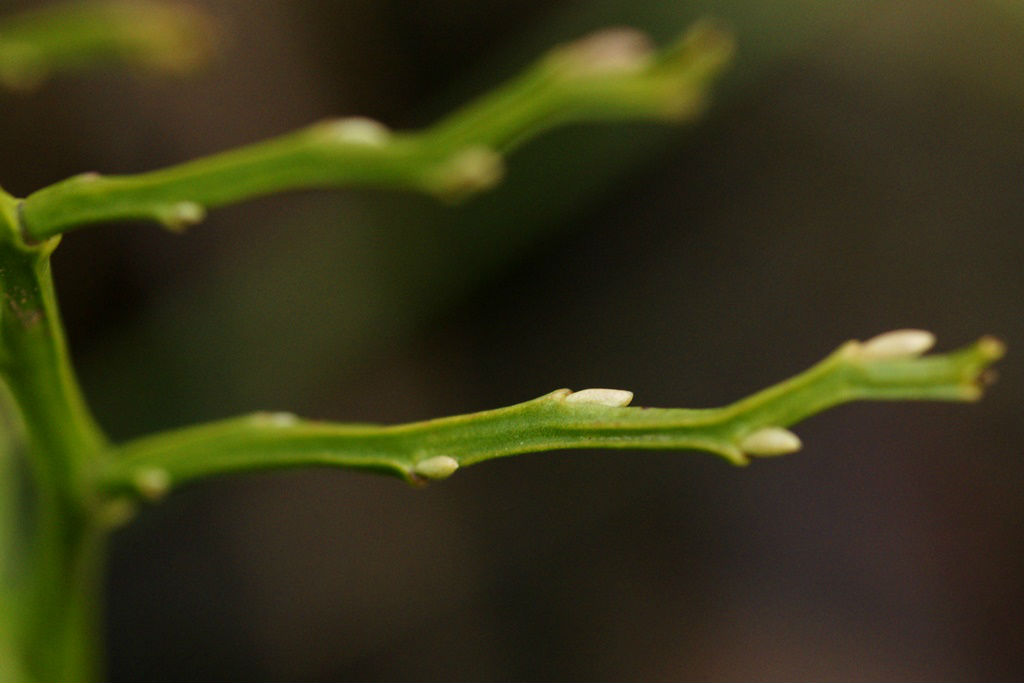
[{"left": 3, "top": 0, "right": 1024, "bottom": 680}]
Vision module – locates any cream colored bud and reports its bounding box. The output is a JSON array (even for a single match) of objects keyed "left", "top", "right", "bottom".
[
  {"left": 564, "top": 388, "right": 634, "bottom": 407},
  {"left": 413, "top": 455, "right": 460, "bottom": 480},
  {"left": 434, "top": 146, "right": 504, "bottom": 196},
  {"left": 251, "top": 411, "right": 299, "bottom": 427},
  {"left": 133, "top": 468, "right": 171, "bottom": 501},
  {"left": 156, "top": 201, "right": 206, "bottom": 232},
  {"left": 739, "top": 427, "right": 802, "bottom": 457},
  {"left": 320, "top": 116, "right": 391, "bottom": 146},
  {"left": 859, "top": 329, "right": 936, "bottom": 359},
  {"left": 556, "top": 28, "right": 654, "bottom": 76}
]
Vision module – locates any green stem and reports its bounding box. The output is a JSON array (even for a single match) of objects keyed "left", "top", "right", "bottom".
[
  {"left": 16, "top": 22, "right": 733, "bottom": 240},
  {"left": 0, "top": 20, "right": 736, "bottom": 680},
  {"left": 0, "top": 12, "right": 1008, "bottom": 682},
  {"left": 99, "top": 332, "right": 1004, "bottom": 498},
  {"left": 0, "top": 0, "right": 215, "bottom": 90},
  {"left": 0, "top": 191, "right": 109, "bottom": 682}
]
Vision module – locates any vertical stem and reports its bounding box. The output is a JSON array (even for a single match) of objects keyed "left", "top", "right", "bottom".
[{"left": 0, "top": 192, "right": 109, "bottom": 682}]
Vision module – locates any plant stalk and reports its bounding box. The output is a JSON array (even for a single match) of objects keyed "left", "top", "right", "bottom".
[{"left": 0, "top": 190, "right": 109, "bottom": 682}]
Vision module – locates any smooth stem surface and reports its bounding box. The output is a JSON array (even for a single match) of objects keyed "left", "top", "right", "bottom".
[
  {"left": 0, "top": 12, "right": 1008, "bottom": 683},
  {"left": 0, "top": 192, "right": 109, "bottom": 682},
  {"left": 17, "top": 23, "right": 733, "bottom": 239},
  {"left": 0, "top": 0, "right": 214, "bottom": 90},
  {"left": 0, "top": 385, "right": 29, "bottom": 683},
  {"left": 0, "top": 21, "right": 734, "bottom": 682},
  {"left": 100, "top": 333, "right": 1004, "bottom": 498}
]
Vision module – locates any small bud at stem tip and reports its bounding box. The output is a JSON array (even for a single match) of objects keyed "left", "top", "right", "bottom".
[{"left": 977, "top": 336, "right": 1006, "bottom": 361}]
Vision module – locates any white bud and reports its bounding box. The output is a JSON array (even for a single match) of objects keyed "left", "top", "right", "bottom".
[
  {"left": 858, "top": 329, "right": 936, "bottom": 359},
  {"left": 555, "top": 28, "right": 654, "bottom": 76},
  {"left": 564, "top": 388, "right": 634, "bottom": 407},
  {"left": 433, "top": 146, "right": 504, "bottom": 197},
  {"left": 739, "top": 427, "right": 802, "bottom": 457},
  {"left": 413, "top": 455, "right": 460, "bottom": 480},
  {"left": 156, "top": 201, "right": 206, "bottom": 232},
  {"left": 251, "top": 411, "right": 299, "bottom": 427},
  {"left": 320, "top": 116, "right": 391, "bottom": 147},
  {"left": 133, "top": 467, "right": 171, "bottom": 501}
]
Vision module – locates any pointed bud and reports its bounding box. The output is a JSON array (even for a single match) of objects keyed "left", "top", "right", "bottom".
[
  {"left": 552, "top": 28, "right": 654, "bottom": 77},
  {"left": 564, "top": 388, "right": 634, "bottom": 407},
  {"left": 413, "top": 455, "right": 460, "bottom": 480},
  {"left": 858, "top": 329, "right": 936, "bottom": 359},
  {"left": 739, "top": 427, "right": 802, "bottom": 457},
  {"left": 251, "top": 411, "right": 299, "bottom": 427},
  {"left": 319, "top": 116, "right": 391, "bottom": 147}
]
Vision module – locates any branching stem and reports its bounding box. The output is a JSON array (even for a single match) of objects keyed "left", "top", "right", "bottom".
[
  {"left": 0, "top": 9, "right": 1008, "bottom": 683},
  {"left": 100, "top": 332, "right": 1004, "bottom": 499},
  {"left": 16, "top": 23, "right": 733, "bottom": 240}
]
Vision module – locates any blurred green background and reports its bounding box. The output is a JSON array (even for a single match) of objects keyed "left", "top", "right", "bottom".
[{"left": 3, "top": 0, "right": 1024, "bottom": 680}]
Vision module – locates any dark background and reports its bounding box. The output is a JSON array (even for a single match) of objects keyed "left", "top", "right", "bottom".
[{"left": 3, "top": 0, "right": 1023, "bottom": 680}]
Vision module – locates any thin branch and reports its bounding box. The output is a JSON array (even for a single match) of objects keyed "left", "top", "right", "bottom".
[
  {"left": 17, "top": 22, "right": 733, "bottom": 240},
  {"left": 99, "top": 330, "right": 1005, "bottom": 501},
  {"left": 0, "top": 0, "right": 215, "bottom": 90}
]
